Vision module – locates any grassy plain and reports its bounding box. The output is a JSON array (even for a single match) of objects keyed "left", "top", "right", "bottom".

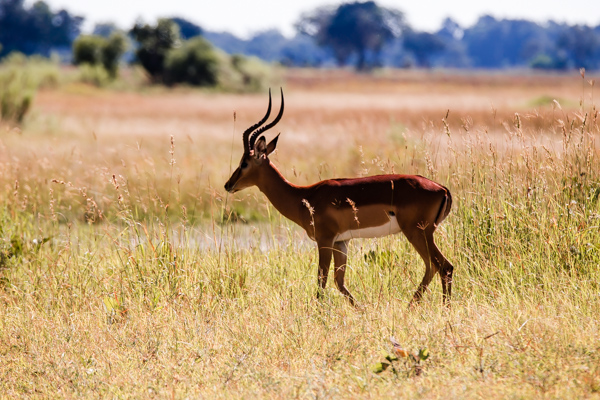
[{"left": 1, "top": 68, "right": 600, "bottom": 398}]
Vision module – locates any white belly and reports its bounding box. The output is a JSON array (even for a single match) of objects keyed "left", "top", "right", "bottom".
[{"left": 334, "top": 217, "right": 401, "bottom": 242}]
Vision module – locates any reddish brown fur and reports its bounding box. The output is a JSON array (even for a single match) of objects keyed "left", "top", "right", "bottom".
[{"left": 225, "top": 91, "right": 454, "bottom": 306}]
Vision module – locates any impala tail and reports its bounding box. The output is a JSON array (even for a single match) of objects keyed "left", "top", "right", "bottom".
[{"left": 435, "top": 186, "right": 453, "bottom": 227}]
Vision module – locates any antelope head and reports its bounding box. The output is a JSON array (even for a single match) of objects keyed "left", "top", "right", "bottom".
[{"left": 224, "top": 88, "right": 284, "bottom": 193}]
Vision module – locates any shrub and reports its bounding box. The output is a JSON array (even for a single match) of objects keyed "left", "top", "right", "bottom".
[
  {"left": 0, "top": 53, "right": 60, "bottom": 124},
  {"left": 73, "top": 35, "right": 104, "bottom": 65},
  {"left": 1, "top": 53, "right": 60, "bottom": 88},
  {"left": 130, "top": 20, "right": 275, "bottom": 91},
  {"left": 77, "top": 63, "right": 110, "bottom": 87},
  {"left": 0, "top": 70, "right": 33, "bottom": 123},
  {"left": 229, "top": 54, "right": 274, "bottom": 92},
  {"left": 73, "top": 33, "right": 126, "bottom": 79},
  {"left": 216, "top": 52, "right": 277, "bottom": 92},
  {"left": 529, "top": 53, "right": 568, "bottom": 70},
  {"left": 101, "top": 33, "right": 126, "bottom": 77},
  {"left": 163, "top": 37, "right": 219, "bottom": 86}
]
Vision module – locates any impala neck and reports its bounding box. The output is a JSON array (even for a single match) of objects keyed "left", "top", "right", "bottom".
[{"left": 256, "top": 160, "right": 305, "bottom": 226}]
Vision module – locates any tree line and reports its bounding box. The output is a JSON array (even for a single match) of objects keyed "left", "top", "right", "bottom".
[
  {"left": 1, "top": 0, "right": 599, "bottom": 87},
  {"left": 210, "top": 3, "right": 600, "bottom": 71}
]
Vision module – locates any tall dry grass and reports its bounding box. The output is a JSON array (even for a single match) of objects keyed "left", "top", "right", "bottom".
[{"left": 0, "top": 69, "right": 599, "bottom": 398}]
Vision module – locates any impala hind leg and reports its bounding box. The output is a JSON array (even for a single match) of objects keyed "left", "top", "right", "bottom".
[
  {"left": 404, "top": 227, "right": 452, "bottom": 305},
  {"left": 333, "top": 240, "right": 355, "bottom": 305},
  {"left": 439, "top": 251, "right": 454, "bottom": 304}
]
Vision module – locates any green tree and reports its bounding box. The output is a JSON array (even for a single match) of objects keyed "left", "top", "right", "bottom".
[
  {"left": 163, "top": 37, "right": 219, "bottom": 86},
  {"left": 72, "top": 35, "right": 104, "bottom": 65},
  {"left": 92, "top": 22, "right": 119, "bottom": 38},
  {"left": 170, "top": 17, "right": 203, "bottom": 40},
  {"left": 130, "top": 19, "right": 180, "bottom": 82},
  {"left": 403, "top": 29, "right": 445, "bottom": 67},
  {"left": 101, "top": 33, "right": 126, "bottom": 77},
  {"left": 72, "top": 33, "right": 126, "bottom": 78},
  {"left": 556, "top": 25, "right": 600, "bottom": 70},
  {"left": 296, "top": 1, "right": 405, "bottom": 70},
  {"left": 461, "top": 16, "right": 551, "bottom": 68},
  {"left": 0, "top": 0, "right": 83, "bottom": 58}
]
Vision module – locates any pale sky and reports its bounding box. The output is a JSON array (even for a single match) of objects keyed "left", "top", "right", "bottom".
[{"left": 39, "top": 0, "right": 600, "bottom": 37}]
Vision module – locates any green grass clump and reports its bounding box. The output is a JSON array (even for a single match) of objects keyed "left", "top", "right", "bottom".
[
  {"left": 0, "top": 53, "right": 60, "bottom": 123},
  {"left": 76, "top": 63, "right": 111, "bottom": 87},
  {"left": 217, "top": 52, "right": 281, "bottom": 92}
]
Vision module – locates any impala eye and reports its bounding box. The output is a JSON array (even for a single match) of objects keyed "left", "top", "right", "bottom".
[{"left": 241, "top": 161, "right": 248, "bottom": 169}]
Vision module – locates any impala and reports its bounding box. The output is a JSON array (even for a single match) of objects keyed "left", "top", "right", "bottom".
[{"left": 224, "top": 89, "right": 455, "bottom": 306}]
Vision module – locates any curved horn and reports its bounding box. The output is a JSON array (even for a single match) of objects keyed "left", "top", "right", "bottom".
[
  {"left": 243, "top": 88, "right": 272, "bottom": 153},
  {"left": 249, "top": 87, "right": 284, "bottom": 150}
]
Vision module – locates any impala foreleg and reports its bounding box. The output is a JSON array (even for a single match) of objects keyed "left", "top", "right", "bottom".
[
  {"left": 316, "top": 243, "right": 333, "bottom": 300},
  {"left": 333, "top": 240, "right": 355, "bottom": 306}
]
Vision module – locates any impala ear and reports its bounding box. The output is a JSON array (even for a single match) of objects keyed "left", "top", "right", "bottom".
[
  {"left": 266, "top": 133, "right": 279, "bottom": 156},
  {"left": 254, "top": 134, "right": 279, "bottom": 158},
  {"left": 253, "top": 136, "right": 267, "bottom": 158}
]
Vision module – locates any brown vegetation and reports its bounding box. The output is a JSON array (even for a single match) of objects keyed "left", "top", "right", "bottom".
[{"left": 1, "top": 68, "right": 599, "bottom": 398}]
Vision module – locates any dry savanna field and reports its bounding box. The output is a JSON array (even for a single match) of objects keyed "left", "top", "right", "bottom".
[{"left": 1, "top": 69, "right": 600, "bottom": 398}]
